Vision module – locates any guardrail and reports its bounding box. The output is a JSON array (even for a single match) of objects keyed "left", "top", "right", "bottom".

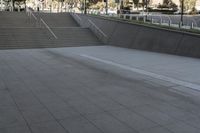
[
  {"left": 118, "top": 14, "right": 200, "bottom": 31},
  {"left": 26, "top": 8, "right": 58, "bottom": 39},
  {"left": 88, "top": 19, "right": 108, "bottom": 43}
]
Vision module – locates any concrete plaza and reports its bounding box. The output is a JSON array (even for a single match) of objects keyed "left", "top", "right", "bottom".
[
  {"left": 1, "top": 11, "right": 200, "bottom": 133},
  {"left": 0, "top": 46, "right": 200, "bottom": 133}
]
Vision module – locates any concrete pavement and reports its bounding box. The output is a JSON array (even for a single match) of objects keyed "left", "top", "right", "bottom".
[
  {"left": 0, "top": 46, "right": 200, "bottom": 133},
  {"left": 52, "top": 46, "right": 200, "bottom": 87},
  {"left": 1, "top": 11, "right": 200, "bottom": 133}
]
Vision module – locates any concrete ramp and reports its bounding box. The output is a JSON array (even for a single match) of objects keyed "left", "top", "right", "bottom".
[{"left": 75, "top": 14, "right": 200, "bottom": 58}]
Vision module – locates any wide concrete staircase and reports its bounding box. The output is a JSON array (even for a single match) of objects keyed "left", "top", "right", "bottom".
[
  {"left": 0, "top": 12, "right": 102, "bottom": 49},
  {"left": 51, "top": 27, "right": 102, "bottom": 46},
  {"left": 36, "top": 13, "right": 79, "bottom": 27},
  {"left": 0, "top": 28, "right": 55, "bottom": 49},
  {"left": 0, "top": 12, "right": 31, "bottom": 27}
]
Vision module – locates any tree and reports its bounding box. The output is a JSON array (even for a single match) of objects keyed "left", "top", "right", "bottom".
[
  {"left": 163, "top": 0, "right": 170, "bottom": 6},
  {"left": 133, "top": 0, "right": 139, "bottom": 10},
  {"left": 9, "top": 0, "right": 26, "bottom": 11},
  {"left": 157, "top": 0, "right": 177, "bottom": 10},
  {"left": 179, "top": 0, "right": 197, "bottom": 11},
  {"left": 142, "top": 0, "right": 150, "bottom": 11}
]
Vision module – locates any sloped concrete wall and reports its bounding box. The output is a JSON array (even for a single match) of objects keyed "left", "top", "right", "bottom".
[{"left": 75, "top": 14, "right": 200, "bottom": 58}]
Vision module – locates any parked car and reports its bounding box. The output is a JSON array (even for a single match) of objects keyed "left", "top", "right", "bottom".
[{"left": 174, "top": 10, "right": 181, "bottom": 14}]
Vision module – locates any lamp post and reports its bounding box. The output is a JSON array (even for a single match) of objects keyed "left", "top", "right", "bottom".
[
  {"left": 145, "top": 0, "right": 148, "bottom": 21},
  {"left": 181, "top": 0, "right": 184, "bottom": 26},
  {"left": 84, "top": 0, "right": 86, "bottom": 14},
  {"left": 105, "top": 0, "right": 108, "bottom": 15},
  {"left": 146, "top": 0, "right": 148, "bottom": 13}
]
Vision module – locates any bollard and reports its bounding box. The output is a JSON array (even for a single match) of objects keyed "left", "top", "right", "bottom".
[
  {"left": 191, "top": 22, "right": 194, "bottom": 29},
  {"left": 136, "top": 16, "right": 138, "bottom": 21}
]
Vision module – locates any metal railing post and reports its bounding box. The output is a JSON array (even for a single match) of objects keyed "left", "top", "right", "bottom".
[
  {"left": 160, "top": 18, "right": 162, "bottom": 25},
  {"left": 179, "top": 22, "right": 182, "bottom": 28},
  {"left": 169, "top": 20, "right": 171, "bottom": 27},
  {"left": 136, "top": 16, "right": 138, "bottom": 21},
  {"left": 191, "top": 22, "right": 194, "bottom": 29},
  {"left": 143, "top": 16, "right": 146, "bottom": 23},
  {"left": 130, "top": 16, "right": 132, "bottom": 20}
]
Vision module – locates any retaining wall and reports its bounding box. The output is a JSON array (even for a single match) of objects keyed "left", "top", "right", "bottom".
[{"left": 75, "top": 14, "right": 200, "bottom": 58}]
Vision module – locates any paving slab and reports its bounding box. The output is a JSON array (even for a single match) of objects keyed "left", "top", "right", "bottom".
[
  {"left": 139, "top": 126, "right": 172, "bottom": 133},
  {"left": 85, "top": 112, "right": 138, "bottom": 133},
  {"left": 59, "top": 116, "right": 103, "bottom": 133},
  {"left": 164, "top": 121, "right": 200, "bottom": 133},
  {"left": 0, "top": 125, "right": 31, "bottom": 133},
  {"left": 108, "top": 109, "right": 158, "bottom": 131},
  {"left": 30, "top": 121, "right": 67, "bottom": 133}
]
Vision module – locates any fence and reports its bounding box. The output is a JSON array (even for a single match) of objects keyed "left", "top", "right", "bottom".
[{"left": 118, "top": 14, "right": 200, "bottom": 31}]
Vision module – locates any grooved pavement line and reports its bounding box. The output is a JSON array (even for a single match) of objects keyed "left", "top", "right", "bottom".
[{"left": 80, "top": 54, "right": 200, "bottom": 91}]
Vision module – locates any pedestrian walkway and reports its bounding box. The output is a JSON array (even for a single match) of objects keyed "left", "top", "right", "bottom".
[
  {"left": 0, "top": 47, "right": 200, "bottom": 133},
  {"left": 1, "top": 11, "right": 200, "bottom": 133}
]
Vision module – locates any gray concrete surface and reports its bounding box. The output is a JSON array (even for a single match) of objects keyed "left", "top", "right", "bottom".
[
  {"left": 1, "top": 11, "right": 200, "bottom": 133},
  {"left": 49, "top": 46, "right": 200, "bottom": 88},
  {"left": 0, "top": 46, "right": 200, "bottom": 133}
]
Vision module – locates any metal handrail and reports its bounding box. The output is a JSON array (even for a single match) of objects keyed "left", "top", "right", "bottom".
[
  {"left": 70, "top": 13, "right": 108, "bottom": 43},
  {"left": 40, "top": 18, "right": 58, "bottom": 39},
  {"left": 88, "top": 19, "right": 108, "bottom": 43},
  {"left": 26, "top": 7, "right": 38, "bottom": 26},
  {"left": 88, "top": 19, "right": 107, "bottom": 37},
  {"left": 70, "top": 12, "right": 83, "bottom": 26}
]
